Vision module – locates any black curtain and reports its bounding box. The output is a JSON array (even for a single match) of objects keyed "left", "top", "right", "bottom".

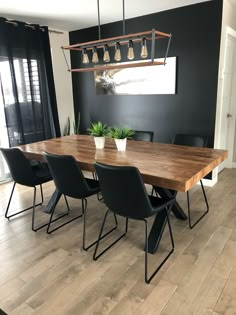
[{"left": 0, "top": 17, "right": 60, "bottom": 147}]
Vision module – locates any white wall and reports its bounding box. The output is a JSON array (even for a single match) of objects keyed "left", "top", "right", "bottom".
[
  {"left": 49, "top": 31, "right": 74, "bottom": 136},
  {"left": 214, "top": 0, "right": 236, "bottom": 167}
]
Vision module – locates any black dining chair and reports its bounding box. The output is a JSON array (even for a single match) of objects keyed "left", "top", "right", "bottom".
[
  {"left": 44, "top": 152, "right": 117, "bottom": 250},
  {"left": 132, "top": 130, "right": 154, "bottom": 142},
  {"left": 154, "top": 134, "right": 209, "bottom": 229},
  {"left": 173, "top": 134, "right": 208, "bottom": 148},
  {"left": 93, "top": 162, "right": 175, "bottom": 284},
  {"left": 0, "top": 147, "right": 52, "bottom": 231}
]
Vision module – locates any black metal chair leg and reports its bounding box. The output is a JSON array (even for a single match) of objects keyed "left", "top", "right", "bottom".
[
  {"left": 166, "top": 208, "right": 175, "bottom": 249},
  {"left": 97, "top": 192, "right": 104, "bottom": 202},
  {"left": 46, "top": 196, "right": 83, "bottom": 234},
  {"left": 5, "top": 182, "right": 43, "bottom": 220},
  {"left": 93, "top": 210, "right": 128, "bottom": 261},
  {"left": 5, "top": 182, "right": 16, "bottom": 218},
  {"left": 187, "top": 179, "right": 209, "bottom": 229},
  {"left": 92, "top": 172, "right": 103, "bottom": 202},
  {"left": 82, "top": 198, "right": 87, "bottom": 217},
  {"left": 32, "top": 187, "right": 37, "bottom": 231},
  {"left": 40, "top": 184, "right": 44, "bottom": 204},
  {"left": 83, "top": 201, "right": 118, "bottom": 251},
  {"left": 125, "top": 216, "right": 128, "bottom": 233},
  {"left": 4, "top": 183, "right": 47, "bottom": 232},
  {"left": 144, "top": 208, "right": 174, "bottom": 284},
  {"left": 64, "top": 195, "right": 70, "bottom": 213},
  {"left": 32, "top": 186, "right": 53, "bottom": 232},
  {"left": 82, "top": 198, "right": 88, "bottom": 250}
]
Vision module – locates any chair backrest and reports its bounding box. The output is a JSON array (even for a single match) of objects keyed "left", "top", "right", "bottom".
[
  {"left": 44, "top": 152, "right": 91, "bottom": 199},
  {"left": 173, "top": 134, "right": 208, "bottom": 148},
  {"left": 0, "top": 147, "right": 36, "bottom": 186},
  {"left": 132, "top": 130, "right": 154, "bottom": 142},
  {"left": 94, "top": 162, "right": 154, "bottom": 219}
]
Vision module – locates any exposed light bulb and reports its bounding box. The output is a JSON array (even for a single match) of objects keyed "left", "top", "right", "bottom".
[
  {"left": 103, "top": 44, "right": 110, "bottom": 63},
  {"left": 92, "top": 47, "right": 99, "bottom": 64},
  {"left": 140, "top": 38, "right": 148, "bottom": 59},
  {"left": 82, "top": 48, "right": 89, "bottom": 64},
  {"left": 127, "top": 40, "right": 135, "bottom": 60},
  {"left": 114, "top": 42, "right": 121, "bottom": 61}
]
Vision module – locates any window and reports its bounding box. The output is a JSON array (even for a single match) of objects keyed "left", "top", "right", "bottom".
[
  {"left": 0, "top": 56, "right": 43, "bottom": 148},
  {"left": 22, "top": 59, "right": 41, "bottom": 103}
]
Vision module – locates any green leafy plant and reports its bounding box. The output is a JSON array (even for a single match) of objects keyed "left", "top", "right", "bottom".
[
  {"left": 63, "top": 117, "right": 71, "bottom": 136},
  {"left": 109, "top": 126, "right": 135, "bottom": 139},
  {"left": 87, "top": 121, "right": 110, "bottom": 137},
  {"left": 73, "top": 112, "right": 80, "bottom": 134}
]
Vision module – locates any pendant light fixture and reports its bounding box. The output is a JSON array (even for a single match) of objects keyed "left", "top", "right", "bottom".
[
  {"left": 127, "top": 40, "right": 135, "bottom": 60},
  {"left": 92, "top": 47, "right": 99, "bottom": 64},
  {"left": 103, "top": 44, "right": 110, "bottom": 62},
  {"left": 62, "top": 0, "right": 172, "bottom": 72},
  {"left": 114, "top": 42, "right": 122, "bottom": 61},
  {"left": 82, "top": 48, "right": 89, "bottom": 64},
  {"left": 140, "top": 38, "right": 148, "bottom": 59}
]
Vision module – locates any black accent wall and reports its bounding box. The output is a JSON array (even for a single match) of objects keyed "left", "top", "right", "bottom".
[{"left": 69, "top": 0, "right": 223, "bottom": 147}]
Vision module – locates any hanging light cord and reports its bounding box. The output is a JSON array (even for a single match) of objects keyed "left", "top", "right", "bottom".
[
  {"left": 97, "top": 0, "right": 101, "bottom": 40},
  {"left": 97, "top": 0, "right": 126, "bottom": 39},
  {"left": 123, "top": 0, "right": 126, "bottom": 35}
]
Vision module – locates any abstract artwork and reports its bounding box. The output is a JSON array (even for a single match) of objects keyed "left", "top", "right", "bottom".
[{"left": 95, "top": 57, "right": 177, "bottom": 95}]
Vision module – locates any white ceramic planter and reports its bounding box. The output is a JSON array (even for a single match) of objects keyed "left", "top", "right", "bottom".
[
  {"left": 115, "top": 138, "right": 127, "bottom": 151},
  {"left": 94, "top": 136, "right": 105, "bottom": 149}
]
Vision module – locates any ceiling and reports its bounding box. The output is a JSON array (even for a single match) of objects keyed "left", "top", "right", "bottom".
[{"left": 0, "top": 0, "right": 232, "bottom": 32}]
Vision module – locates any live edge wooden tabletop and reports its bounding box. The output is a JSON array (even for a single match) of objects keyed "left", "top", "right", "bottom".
[{"left": 19, "top": 134, "right": 228, "bottom": 192}]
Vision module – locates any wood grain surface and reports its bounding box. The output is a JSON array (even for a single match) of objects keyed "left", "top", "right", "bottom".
[{"left": 19, "top": 135, "right": 228, "bottom": 192}]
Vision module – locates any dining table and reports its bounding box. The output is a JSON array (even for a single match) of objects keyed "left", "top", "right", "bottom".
[{"left": 19, "top": 134, "right": 228, "bottom": 253}]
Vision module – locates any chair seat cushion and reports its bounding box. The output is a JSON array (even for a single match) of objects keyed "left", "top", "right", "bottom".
[
  {"left": 34, "top": 163, "right": 52, "bottom": 185},
  {"left": 85, "top": 178, "right": 100, "bottom": 195}
]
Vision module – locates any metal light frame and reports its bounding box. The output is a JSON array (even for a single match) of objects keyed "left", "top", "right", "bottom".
[{"left": 62, "top": 0, "right": 172, "bottom": 73}]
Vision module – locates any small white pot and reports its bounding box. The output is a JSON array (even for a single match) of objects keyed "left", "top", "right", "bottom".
[
  {"left": 94, "top": 136, "right": 105, "bottom": 149},
  {"left": 115, "top": 138, "right": 127, "bottom": 151}
]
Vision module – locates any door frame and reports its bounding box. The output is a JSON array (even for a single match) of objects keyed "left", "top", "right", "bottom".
[{"left": 214, "top": 26, "right": 236, "bottom": 171}]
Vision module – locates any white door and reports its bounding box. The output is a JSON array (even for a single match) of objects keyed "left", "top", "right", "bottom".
[{"left": 218, "top": 32, "right": 236, "bottom": 171}]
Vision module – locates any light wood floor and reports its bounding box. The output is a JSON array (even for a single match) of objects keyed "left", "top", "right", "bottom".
[{"left": 0, "top": 169, "right": 236, "bottom": 315}]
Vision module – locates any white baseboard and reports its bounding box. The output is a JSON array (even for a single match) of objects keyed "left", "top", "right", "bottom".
[
  {"left": 0, "top": 177, "right": 12, "bottom": 185},
  {"left": 197, "top": 176, "right": 218, "bottom": 188},
  {"left": 196, "top": 161, "right": 236, "bottom": 188}
]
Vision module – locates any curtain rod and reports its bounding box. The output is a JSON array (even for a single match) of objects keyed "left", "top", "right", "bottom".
[
  {"left": 5, "top": 20, "right": 64, "bottom": 34},
  {"left": 49, "top": 29, "right": 64, "bottom": 34}
]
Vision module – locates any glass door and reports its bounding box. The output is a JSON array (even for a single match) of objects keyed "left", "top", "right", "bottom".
[{"left": 0, "top": 73, "right": 10, "bottom": 182}]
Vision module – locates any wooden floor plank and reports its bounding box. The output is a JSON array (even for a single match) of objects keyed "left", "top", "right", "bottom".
[
  {"left": 176, "top": 226, "right": 232, "bottom": 304},
  {"left": 138, "top": 280, "right": 177, "bottom": 315},
  {"left": 210, "top": 239, "right": 236, "bottom": 279},
  {"left": 0, "top": 169, "right": 236, "bottom": 314},
  {"left": 214, "top": 266, "right": 236, "bottom": 314},
  {"left": 189, "top": 273, "right": 226, "bottom": 314}
]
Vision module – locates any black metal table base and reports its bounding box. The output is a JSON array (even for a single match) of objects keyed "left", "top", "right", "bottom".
[
  {"left": 44, "top": 188, "right": 187, "bottom": 255},
  {"left": 153, "top": 187, "right": 187, "bottom": 220},
  {"left": 148, "top": 187, "right": 187, "bottom": 254},
  {"left": 44, "top": 189, "right": 62, "bottom": 213}
]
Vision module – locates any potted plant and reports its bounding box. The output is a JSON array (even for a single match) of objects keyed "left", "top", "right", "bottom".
[
  {"left": 110, "top": 126, "right": 135, "bottom": 151},
  {"left": 88, "top": 121, "right": 110, "bottom": 149},
  {"left": 73, "top": 112, "right": 80, "bottom": 134},
  {"left": 63, "top": 117, "right": 71, "bottom": 136}
]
